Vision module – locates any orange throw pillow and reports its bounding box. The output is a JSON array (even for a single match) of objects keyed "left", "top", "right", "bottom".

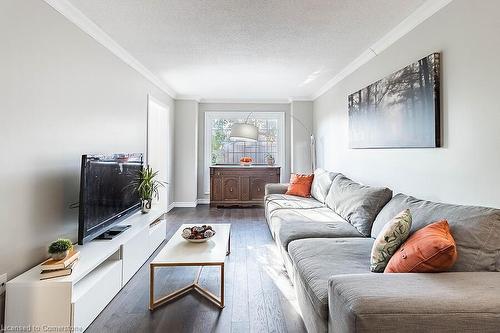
[
  {"left": 286, "top": 173, "right": 314, "bottom": 197},
  {"left": 384, "top": 220, "right": 457, "bottom": 273}
]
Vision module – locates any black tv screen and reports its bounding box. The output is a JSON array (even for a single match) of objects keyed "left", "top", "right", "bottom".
[{"left": 78, "top": 153, "right": 143, "bottom": 244}]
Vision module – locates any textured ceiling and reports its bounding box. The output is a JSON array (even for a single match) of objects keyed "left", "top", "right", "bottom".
[{"left": 68, "top": 0, "right": 426, "bottom": 100}]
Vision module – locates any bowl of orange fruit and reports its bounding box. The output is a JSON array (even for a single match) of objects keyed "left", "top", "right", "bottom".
[{"left": 240, "top": 156, "right": 253, "bottom": 166}]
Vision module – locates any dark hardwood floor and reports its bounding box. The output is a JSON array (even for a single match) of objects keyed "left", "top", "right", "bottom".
[{"left": 86, "top": 206, "right": 306, "bottom": 333}]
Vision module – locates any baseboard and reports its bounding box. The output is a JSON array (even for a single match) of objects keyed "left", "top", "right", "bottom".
[
  {"left": 166, "top": 202, "right": 175, "bottom": 212},
  {"left": 197, "top": 198, "right": 210, "bottom": 205},
  {"left": 173, "top": 201, "right": 198, "bottom": 208},
  {"left": 172, "top": 199, "right": 209, "bottom": 208}
]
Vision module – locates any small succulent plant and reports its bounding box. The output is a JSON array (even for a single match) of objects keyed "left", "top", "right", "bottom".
[{"left": 48, "top": 239, "right": 73, "bottom": 254}]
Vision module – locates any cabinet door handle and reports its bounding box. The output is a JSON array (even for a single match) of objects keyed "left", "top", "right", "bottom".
[
  {"left": 257, "top": 187, "right": 261, "bottom": 192},
  {"left": 230, "top": 187, "right": 233, "bottom": 192}
]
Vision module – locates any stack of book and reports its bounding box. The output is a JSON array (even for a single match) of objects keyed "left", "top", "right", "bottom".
[{"left": 40, "top": 250, "right": 80, "bottom": 280}]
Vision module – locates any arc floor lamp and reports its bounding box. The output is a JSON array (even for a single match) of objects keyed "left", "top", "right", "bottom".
[{"left": 229, "top": 112, "right": 316, "bottom": 172}]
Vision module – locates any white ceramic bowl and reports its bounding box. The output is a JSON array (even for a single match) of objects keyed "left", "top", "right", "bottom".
[{"left": 183, "top": 236, "right": 214, "bottom": 243}]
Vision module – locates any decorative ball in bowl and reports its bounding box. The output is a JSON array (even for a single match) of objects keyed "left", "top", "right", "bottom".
[{"left": 182, "top": 225, "right": 216, "bottom": 243}]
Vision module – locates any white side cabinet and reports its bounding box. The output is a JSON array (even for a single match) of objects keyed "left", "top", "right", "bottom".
[{"left": 5, "top": 208, "right": 167, "bottom": 332}]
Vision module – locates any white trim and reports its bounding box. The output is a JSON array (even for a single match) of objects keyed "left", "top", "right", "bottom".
[
  {"left": 199, "top": 103, "right": 290, "bottom": 112},
  {"left": 176, "top": 95, "right": 202, "bottom": 102},
  {"left": 44, "top": 0, "right": 176, "bottom": 98},
  {"left": 174, "top": 201, "right": 198, "bottom": 208},
  {"left": 166, "top": 202, "right": 175, "bottom": 212},
  {"left": 204, "top": 111, "right": 286, "bottom": 193},
  {"left": 311, "top": 0, "right": 453, "bottom": 100},
  {"left": 148, "top": 94, "right": 169, "bottom": 110},
  {"left": 288, "top": 96, "right": 314, "bottom": 102},
  {"left": 197, "top": 198, "right": 210, "bottom": 205},
  {"left": 200, "top": 98, "right": 290, "bottom": 104}
]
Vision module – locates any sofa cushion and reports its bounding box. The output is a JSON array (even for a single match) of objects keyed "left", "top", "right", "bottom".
[
  {"left": 372, "top": 193, "right": 500, "bottom": 272},
  {"left": 310, "top": 169, "right": 339, "bottom": 203},
  {"left": 329, "top": 272, "right": 500, "bottom": 333},
  {"left": 265, "top": 193, "right": 324, "bottom": 218},
  {"left": 370, "top": 209, "right": 412, "bottom": 272},
  {"left": 264, "top": 183, "right": 289, "bottom": 195},
  {"left": 325, "top": 175, "right": 393, "bottom": 237},
  {"left": 268, "top": 208, "right": 363, "bottom": 250},
  {"left": 288, "top": 238, "right": 374, "bottom": 321}
]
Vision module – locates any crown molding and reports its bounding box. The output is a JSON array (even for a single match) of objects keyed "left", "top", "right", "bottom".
[
  {"left": 44, "top": 0, "right": 177, "bottom": 98},
  {"left": 175, "top": 95, "right": 201, "bottom": 102},
  {"left": 312, "top": 0, "right": 453, "bottom": 100},
  {"left": 176, "top": 97, "right": 314, "bottom": 104},
  {"left": 288, "top": 96, "right": 314, "bottom": 103},
  {"left": 199, "top": 98, "right": 291, "bottom": 104}
]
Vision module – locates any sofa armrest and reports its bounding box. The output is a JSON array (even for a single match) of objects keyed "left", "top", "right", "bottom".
[
  {"left": 328, "top": 272, "right": 500, "bottom": 333},
  {"left": 265, "top": 183, "right": 289, "bottom": 195}
]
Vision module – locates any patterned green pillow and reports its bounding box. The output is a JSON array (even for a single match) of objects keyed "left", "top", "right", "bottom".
[{"left": 370, "top": 209, "right": 412, "bottom": 272}]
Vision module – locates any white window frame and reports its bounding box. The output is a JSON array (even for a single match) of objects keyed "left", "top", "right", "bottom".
[{"left": 204, "top": 111, "right": 285, "bottom": 194}]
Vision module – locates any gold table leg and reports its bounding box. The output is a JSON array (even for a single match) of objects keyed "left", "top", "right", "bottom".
[
  {"left": 149, "top": 234, "right": 230, "bottom": 310},
  {"left": 150, "top": 263, "right": 225, "bottom": 310}
]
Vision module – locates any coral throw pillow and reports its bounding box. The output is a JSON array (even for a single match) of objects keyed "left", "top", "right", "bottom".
[
  {"left": 385, "top": 220, "right": 457, "bottom": 273},
  {"left": 286, "top": 173, "right": 314, "bottom": 197}
]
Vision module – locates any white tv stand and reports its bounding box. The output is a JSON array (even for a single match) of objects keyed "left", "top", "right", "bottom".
[{"left": 5, "top": 207, "right": 167, "bottom": 332}]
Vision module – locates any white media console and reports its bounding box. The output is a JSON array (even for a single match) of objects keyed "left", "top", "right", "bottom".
[{"left": 5, "top": 207, "right": 167, "bottom": 332}]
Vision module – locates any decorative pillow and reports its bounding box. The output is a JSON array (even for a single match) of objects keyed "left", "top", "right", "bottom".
[
  {"left": 285, "top": 173, "right": 314, "bottom": 197},
  {"left": 371, "top": 193, "right": 500, "bottom": 272},
  {"left": 385, "top": 220, "right": 458, "bottom": 273},
  {"left": 370, "top": 209, "right": 412, "bottom": 273},
  {"left": 325, "top": 175, "right": 393, "bottom": 237},
  {"left": 310, "top": 169, "right": 339, "bottom": 203}
]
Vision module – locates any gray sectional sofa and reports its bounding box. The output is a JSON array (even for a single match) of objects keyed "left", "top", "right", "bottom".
[{"left": 264, "top": 169, "right": 500, "bottom": 333}]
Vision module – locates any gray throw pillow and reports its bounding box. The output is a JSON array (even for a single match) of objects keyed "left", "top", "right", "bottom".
[
  {"left": 370, "top": 209, "right": 412, "bottom": 272},
  {"left": 310, "top": 169, "right": 338, "bottom": 203},
  {"left": 326, "top": 175, "right": 393, "bottom": 236}
]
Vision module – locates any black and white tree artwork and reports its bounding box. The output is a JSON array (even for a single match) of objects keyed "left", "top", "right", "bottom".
[{"left": 348, "top": 53, "right": 441, "bottom": 148}]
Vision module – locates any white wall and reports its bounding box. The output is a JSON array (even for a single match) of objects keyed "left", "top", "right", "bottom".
[
  {"left": 197, "top": 102, "right": 291, "bottom": 201},
  {"left": 174, "top": 100, "right": 199, "bottom": 205},
  {"left": 0, "top": 0, "right": 175, "bottom": 279},
  {"left": 291, "top": 101, "right": 313, "bottom": 173},
  {"left": 313, "top": 0, "right": 500, "bottom": 208}
]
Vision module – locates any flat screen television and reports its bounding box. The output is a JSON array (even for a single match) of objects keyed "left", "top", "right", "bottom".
[{"left": 78, "top": 153, "right": 143, "bottom": 245}]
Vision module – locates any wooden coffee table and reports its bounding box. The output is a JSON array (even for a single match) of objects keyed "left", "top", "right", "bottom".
[{"left": 149, "top": 224, "right": 231, "bottom": 310}]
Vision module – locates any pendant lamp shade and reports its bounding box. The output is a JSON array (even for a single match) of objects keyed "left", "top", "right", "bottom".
[{"left": 229, "top": 123, "right": 259, "bottom": 142}]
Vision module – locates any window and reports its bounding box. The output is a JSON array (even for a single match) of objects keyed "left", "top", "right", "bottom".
[{"left": 204, "top": 111, "right": 285, "bottom": 193}]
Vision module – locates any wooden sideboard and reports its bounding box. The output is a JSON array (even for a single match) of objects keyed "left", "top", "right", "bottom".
[{"left": 210, "top": 165, "right": 281, "bottom": 207}]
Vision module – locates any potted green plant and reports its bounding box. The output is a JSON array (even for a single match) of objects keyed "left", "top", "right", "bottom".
[
  {"left": 48, "top": 239, "right": 73, "bottom": 260},
  {"left": 132, "top": 165, "right": 166, "bottom": 214}
]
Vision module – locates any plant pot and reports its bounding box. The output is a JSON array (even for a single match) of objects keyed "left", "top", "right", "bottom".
[
  {"left": 51, "top": 250, "right": 69, "bottom": 261},
  {"left": 266, "top": 157, "right": 275, "bottom": 166},
  {"left": 141, "top": 199, "right": 152, "bottom": 214}
]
